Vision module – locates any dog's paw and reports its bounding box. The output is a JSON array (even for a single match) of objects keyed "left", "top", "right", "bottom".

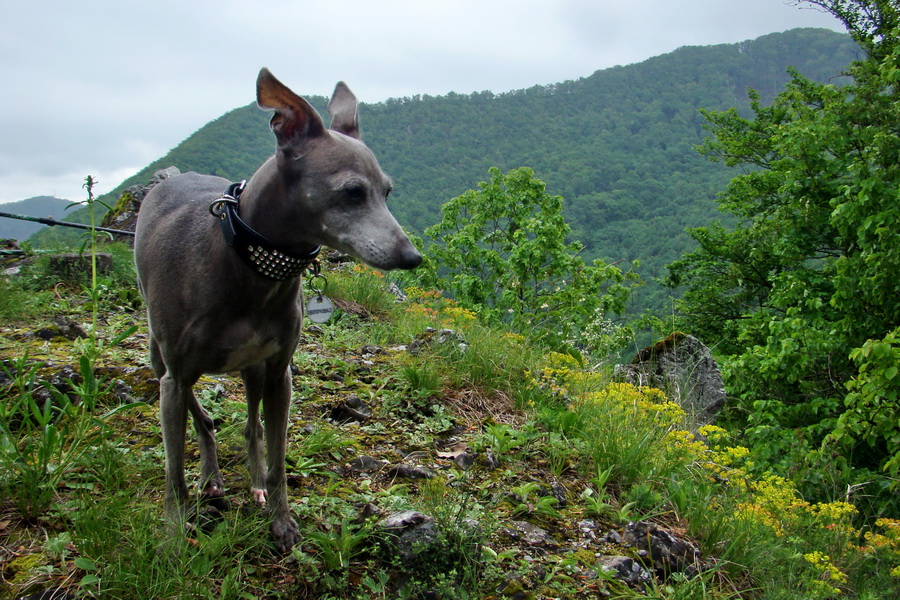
[
  {"left": 199, "top": 479, "right": 229, "bottom": 514},
  {"left": 200, "top": 477, "right": 226, "bottom": 499},
  {"left": 251, "top": 487, "right": 268, "bottom": 506},
  {"left": 271, "top": 515, "right": 301, "bottom": 553}
]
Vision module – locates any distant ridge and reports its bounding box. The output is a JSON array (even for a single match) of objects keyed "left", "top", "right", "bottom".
[{"left": 0, "top": 196, "right": 71, "bottom": 241}]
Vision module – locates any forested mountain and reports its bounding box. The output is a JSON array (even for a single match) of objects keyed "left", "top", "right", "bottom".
[
  {"left": 0, "top": 196, "right": 70, "bottom": 241},
  {"left": 52, "top": 28, "right": 860, "bottom": 313}
]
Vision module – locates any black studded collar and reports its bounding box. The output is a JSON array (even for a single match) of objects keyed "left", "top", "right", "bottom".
[{"left": 209, "top": 180, "right": 320, "bottom": 281}]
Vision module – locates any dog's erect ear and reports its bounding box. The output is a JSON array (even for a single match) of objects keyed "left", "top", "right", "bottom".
[
  {"left": 327, "top": 82, "right": 360, "bottom": 139},
  {"left": 256, "top": 68, "right": 326, "bottom": 148}
]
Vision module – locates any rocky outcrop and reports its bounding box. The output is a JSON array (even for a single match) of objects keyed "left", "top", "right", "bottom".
[
  {"left": 615, "top": 332, "right": 726, "bottom": 425},
  {"left": 101, "top": 167, "right": 180, "bottom": 243},
  {"left": 623, "top": 520, "right": 702, "bottom": 578}
]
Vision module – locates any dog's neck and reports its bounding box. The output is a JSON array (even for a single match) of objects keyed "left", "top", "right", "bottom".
[{"left": 212, "top": 180, "right": 320, "bottom": 281}]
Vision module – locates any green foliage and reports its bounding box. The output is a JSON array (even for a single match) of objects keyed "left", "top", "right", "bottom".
[
  {"left": 836, "top": 326, "right": 900, "bottom": 478},
  {"left": 665, "top": 0, "right": 900, "bottom": 505},
  {"left": 413, "top": 166, "right": 636, "bottom": 349}
]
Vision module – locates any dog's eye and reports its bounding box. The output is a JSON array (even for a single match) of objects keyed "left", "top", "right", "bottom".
[{"left": 345, "top": 185, "right": 366, "bottom": 202}]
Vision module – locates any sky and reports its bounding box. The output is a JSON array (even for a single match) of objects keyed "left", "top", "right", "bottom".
[{"left": 0, "top": 0, "right": 845, "bottom": 205}]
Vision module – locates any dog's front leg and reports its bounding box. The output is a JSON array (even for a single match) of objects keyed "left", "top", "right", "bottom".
[
  {"left": 160, "top": 373, "right": 192, "bottom": 527},
  {"left": 262, "top": 362, "right": 300, "bottom": 552},
  {"left": 241, "top": 365, "right": 268, "bottom": 506}
]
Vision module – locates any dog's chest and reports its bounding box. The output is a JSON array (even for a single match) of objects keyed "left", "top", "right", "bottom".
[{"left": 220, "top": 337, "right": 283, "bottom": 372}]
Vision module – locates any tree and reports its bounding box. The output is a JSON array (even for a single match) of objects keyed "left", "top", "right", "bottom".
[
  {"left": 666, "top": 0, "right": 900, "bottom": 504},
  {"left": 414, "top": 167, "right": 637, "bottom": 351}
]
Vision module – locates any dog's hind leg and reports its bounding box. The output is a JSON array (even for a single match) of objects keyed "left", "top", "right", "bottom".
[
  {"left": 187, "top": 393, "right": 225, "bottom": 509},
  {"left": 149, "top": 334, "right": 166, "bottom": 378},
  {"left": 241, "top": 364, "right": 268, "bottom": 506},
  {"left": 159, "top": 373, "right": 192, "bottom": 526}
]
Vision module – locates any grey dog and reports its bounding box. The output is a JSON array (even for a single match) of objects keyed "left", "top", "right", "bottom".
[{"left": 134, "top": 68, "right": 421, "bottom": 551}]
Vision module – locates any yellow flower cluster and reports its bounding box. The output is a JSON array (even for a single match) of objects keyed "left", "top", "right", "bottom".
[
  {"left": 442, "top": 306, "right": 477, "bottom": 321},
  {"left": 733, "top": 473, "right": 859, "bottom": 542},
  {"left": 664, "top": 429, "right": 709, "bottom": 463},
  {"left": 351, "top": 263, "right": 384, "bottom": 278},
  {"left": 804, "top": 551, "right": 849, "bottom": 583},
  {"left": 573, "top": 382, "right": 686, "bottom": 430},
  {"left": 404, "top": 286, "right": 443, "bottom": 302},
  {"left": 863, "top": 518, "right": 900, "bottom": 577},
  {"left": 545, "top": 351, "right": 582, "bottom": 369},
  {"left": 801, "top": 551, "right": 849, "bottom": 598},
  {"left": 405, "top": 303, "right": 439, "bottom": 319},
  {"left": 527, "top": 353, "right": 586, "bottom": 398}
]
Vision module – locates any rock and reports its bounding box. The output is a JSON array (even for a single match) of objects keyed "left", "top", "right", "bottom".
[
  {"left": 504, "top": 521, "right": 555, "bottom": 546},
  {"left": 1, "top": 239, "right": 26, "bottom": 273},
  {"left": 388, "top": 282, "right": 408, "bottom": 302},
  {"left": 354, "top": 502, "right": 381, "bottom": 523},
  {"left": 408, "top": 327, "right": 469, "bottom": 355},
  {"left": 484, "top": 450, "right": 501, "bottom": 470},
  {"left": 378, "top": 510, "right": 439, "bottom": 565},
  {"left": 387, "top": 464, "right": 436, "bottom": 480},
  {"left": 379, "top": 510, "right": 431, "bottom": 530},
  {"left": 615, "top": 332, "right": 726, "bottom": 425},
  {"left": 101, "top": 167, "right": 180, "bottom": 243},
  {"left": 348, "top": 455, "right": 386, "bottom": 472},
  {"left": 34, "top": 316, "right": 87, "bottom": 341},
  {"left": 597, "top": 555, "right": 651, "bottom": 586},
  {"left": 111, "top": 379, "right": 136, "bottom": 403},
  {"left": 100, "top": 168, "right": 178, "bottom": 239},
  {"left": 623, "top": 521, "right": 701, "bottom": 577},
  {"left": 453, "top": 451, "right": 476, "bottom": 471},
  {"left": 548, "top": 481, "right": 567, "bottom": 507},
  {"left": 330, "top": 394, "right": 372, "bottom": 423},
  {"left": 604, "top": 529, "right": 623, "bottom": 544},
  {"left": 359, "top": 344, "right": 383, "bottom": 356}
]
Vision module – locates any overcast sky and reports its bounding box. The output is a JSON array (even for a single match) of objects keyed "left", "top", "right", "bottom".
[{"left": 0, "top": 0, "right": 845, "bottom": 205}]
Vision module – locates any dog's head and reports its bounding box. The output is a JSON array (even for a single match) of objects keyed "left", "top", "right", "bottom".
[{"left": 255, "top": 68, "right": 421, "bottom": 271}]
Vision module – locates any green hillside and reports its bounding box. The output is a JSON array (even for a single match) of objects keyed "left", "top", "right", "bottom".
[{"left": 39, "top": 28, "right": 859, "bottom": 313}]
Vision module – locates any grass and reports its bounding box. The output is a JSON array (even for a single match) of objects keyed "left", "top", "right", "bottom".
[{"left": 1, "top": 248, "right": 899, "bottom": 599}]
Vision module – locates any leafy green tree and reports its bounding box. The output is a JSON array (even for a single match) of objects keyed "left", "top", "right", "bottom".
[
  {"left": 666, "top": 0, "right": 899, "bottom": 504},
  {"left": 414, "top": 167, "right": 637, "bottom": 350}
]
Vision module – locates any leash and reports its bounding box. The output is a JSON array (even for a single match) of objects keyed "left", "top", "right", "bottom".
[
  {"left": 0, "top": 210, "right": 136, "bottom": 236},
  {"left": 209, "top": 181, "right": 321, "bottom": 281}
]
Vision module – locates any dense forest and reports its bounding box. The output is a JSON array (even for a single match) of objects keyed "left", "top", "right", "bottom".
[{"left": 38, "top": 28, "right": 859, "bottom": 314}]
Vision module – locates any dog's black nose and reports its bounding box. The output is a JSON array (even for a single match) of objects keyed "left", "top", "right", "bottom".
[{"left": 399, "top": 247, "right": 423, "bottom": 270}]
